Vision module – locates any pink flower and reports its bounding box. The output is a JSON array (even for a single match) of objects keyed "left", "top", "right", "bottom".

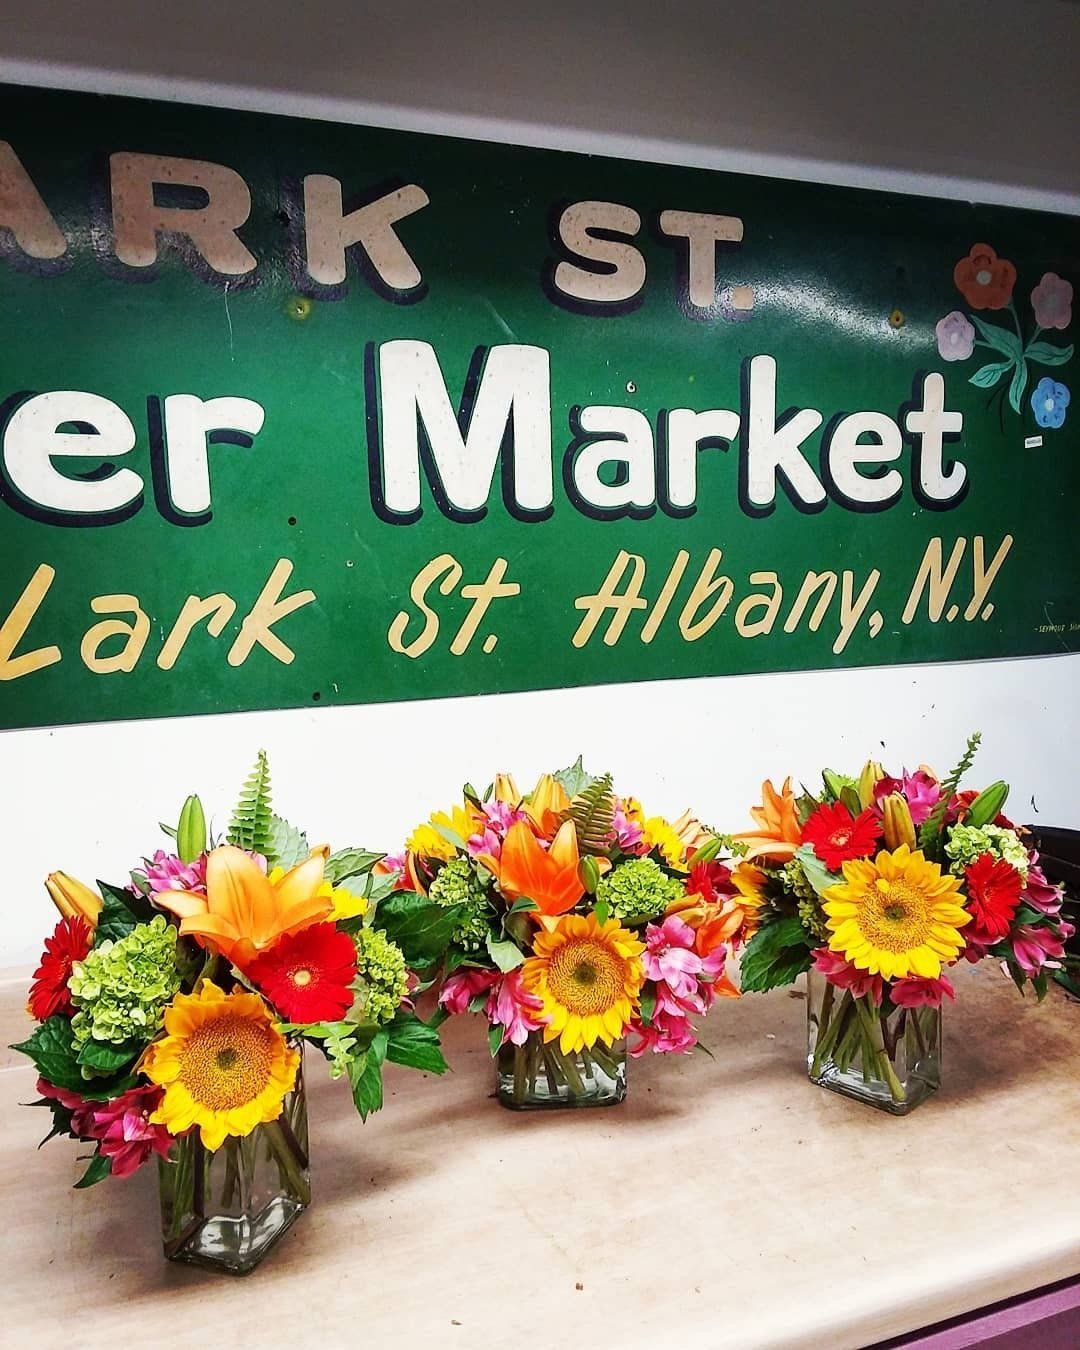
[
  {"left": 812, "top": 948, "right": 884, "bottom": 1005},
  {"left": 485, "top": 969, "right": 546, "bottom": 1047},
  {"left": 654, "top": 977, "right": 709, "bottom": 1018},
  {"left": 1021, "top": 855, "right": 1064, "bottom": 916},
  {"left": 1031, "top": 272, "right": 1073, "bottom": 331},
  {"left": 467, "top": 802, "right": 529, "bottom": 859},
  {"left": 643, "top": 916, "right": 706, "bottom": 999},
  {"left": 438, "top": 967, "right": 499, "bottom": 1015},
  {"left": 1009, "top": 923, "right": 1073, "bottom": 978},
  {"left": 629, "top": 1008, "right": 698, "bottom": 1056},
  {"left": 875, "top": 769, "right": 940, "bottom": 827},
  {"left": 935, "top": 311, "right": 976, "bottom": 362},
  {"left": 141, "top": 849, "right": 207, "bottom": 898},
  {"left": 611, "top": 801, "right": 644, "bottom": 853},
  {"left": 890, "top": 973, "right": 956, "bottom": 1008},
  {"left": 37, "top": 1080, "right": 175, "bottom": 1178}
]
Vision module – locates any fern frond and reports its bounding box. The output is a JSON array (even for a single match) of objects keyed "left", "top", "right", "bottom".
[
  {"left": 227, "top": 750, "right": 275, "bottom": 858},
  {"left": 568, "top": 772, "right": 615, "bottom": 855},
  {"left": 918, "top": 731, "right": 981, "bottom": 856}
]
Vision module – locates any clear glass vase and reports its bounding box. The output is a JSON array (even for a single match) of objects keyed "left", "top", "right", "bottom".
[
  {"left": 158, "top": 1053, "right": 310, "bottom": 1273},
  {"left": 806, "top": 969, "right": 941, "bottom": 1115},
  {"left": 496, "top": 1031, "right": 627, "bottom": 1109}
]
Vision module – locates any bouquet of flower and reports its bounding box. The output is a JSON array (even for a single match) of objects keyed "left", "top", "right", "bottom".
[
  {"left": 389, "top": 759, "right": 759, "bottom": 1108},
  {"left": 13, "top": 753, "right": 456, "bottom": 1271},
  {"left": 733, "top": 733, "right": 1072, "bottom": 1113}
]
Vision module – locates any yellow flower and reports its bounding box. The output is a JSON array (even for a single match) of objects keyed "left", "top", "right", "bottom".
[
  {"left": 407, "top": 802, "right": 479, "bottom": 861},
  {"left": 45, "top": 872, "right": 102, "bottom": 927},
  {"left": 143, "top": 982, "right": 299, "bottom": 1151},
  {"left": 328, "top": 885, "right": 367, "bottom": 922},
  {"left": 522, "top": 913, "right": 645, "bottom": 1054},
  {"left": 524, "top": 773, "right": 571, "bottom": 837},
  {"left": 823, "top": 844, "right": 970, "bottom": 980},
  {"left": 624, "top": 798, "right": 690, "bottom": 870},
  {"left": 729, "top": 861, "right": 769, "bottom": 940},
  {"left": 493, "top": 773, "right": 521, "bottom": 805}
]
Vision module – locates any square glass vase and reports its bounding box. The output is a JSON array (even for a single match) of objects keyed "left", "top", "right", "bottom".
[
  {"left": 158, "top": 1054, "right": 310, "bottom": 1273},
  {"left": 806, "top": 969, "right": 941, "bottom": 1115},
  {"left": 496, "top": 1031, "right": 627, "bottom": 1109}
]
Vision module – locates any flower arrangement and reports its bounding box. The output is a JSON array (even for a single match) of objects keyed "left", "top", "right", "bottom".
[
  {"left": 13, "top": 752, "right": 456, "bottom": 1271},
  {"left": 390, "top": 759, "right": 758, "bottom": 1108},
  {"left": 935, "top": 243, "right": 1072, "bottom": 427},
  {"left": 734, "top": 733, "right": 1072, "bottom": 1113}
]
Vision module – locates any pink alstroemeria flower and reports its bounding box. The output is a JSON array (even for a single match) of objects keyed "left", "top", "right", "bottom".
[
  {"left": 611, "top": 801, "right": 645, "bottom": 853},
  {"left": 629, "top": 1008, "right": 698, "bottom": 1057},
  {"left": 140, "top": 849, "right": 208, "bottom": 899},
  {"left": 37, "top": 1080, "right": 175, "bottom": 1178},
  {"left": 1021, "top": 856, "right": 1064, "bottom": 916},
  {"left": 1010, "top": 923, "right": 1074, "bottom": 978},
  {"left": 874, "top": 770, "right": 940, "bottom": 827},
  {"left": 438, "top": 967, "right": 500, "bottom": 1015},
  {"left": 812, "top": 948, "right": 885, "bottom": 1005},
  {"left": 643, "top": 916, "right": 707, "bottom": 1000},
  {"left": 890, "top": 973, "right": 957, "bottom": 1009},
  {"left": 467, "top": 801, "right": 530, "bottom": 860},
  {"left": 486, "top": 969, "right": 547, "bottom": 1047}
]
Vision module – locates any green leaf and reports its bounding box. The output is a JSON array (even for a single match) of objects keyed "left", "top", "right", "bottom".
[
  {"left": 74, "top": 1152, "right": 112, "bottom": 1189},
  {"left": 93, "top": 888, "right": 141, "bottom": 945},
  {"left": 158, "top": 821, "right": 178, "bottom": 839},
  {"left": 226, "top": 750, "right": 275, "bottom": 857},
  {"left": 506, "top": 897, "right": 538, "bottom": 917},
  {"left": 375, "top": 892, "right": 465, "bottom": 968},
  {"left": 794, "top": 845, "right": 841, "bottom": 898},
  {"left": 176, "top": 794, "right": 207, "bottom": 864},
  {"left": 554, "top": 755, "right": 596, "bottom": 797},
  {"left": 486, "top": 935, "right": 525, "bottom": 973},
  {"left": 971, "top": 314, "right": 1022, "bottom": 361},
  {"left": 1026, "top": 340, "right": 1073, "bottom": 367},
  {"left": 324, "top": 847, "right": 385, "bottom": 884},
  {"left": 969, "top": 360, "right": 1011, "bottom": 388},
  {"left": 433, "top": 822, "right": 468, "bottom": 852},
  {"left": 384, "top": 1013, "right": 449, "bottom": 1074},
  {"left": 593, "top": 898, "right": 610, "bottom": 926},
  {"left": 76, "top": 1037, "right": 141, "bottom": 1074},
  {"left": 568, "top": 771, "right": 615, "bottom": 854},
  {"left": 639, "top": 986, "right": 656, "bottom": 1027},
  {"left": 266, "top": 815, "right": 309, "bottom": 870},
  {"left": 1008, "top": 359, "right": 1029, "bottom": 414},
  {"left": 347, "top": 1052, "right": 383, "bottom": 1120},
  {"left": 11, "top": 1017, "right": 138, "bottom": 1100},
  {"left": 487, "top": 1023, "right": 504, "bottom": 1057},
  {"left": 838, "top": 785, "right": 862, "bottom": 818},
  {"left": 738, "top": 917, "right": 813, "bottom": 993}
]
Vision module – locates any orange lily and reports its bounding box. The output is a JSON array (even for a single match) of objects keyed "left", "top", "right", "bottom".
[
  {"left": 479, "top": 820, "right": 584, "bottom": 918},
  {"left": 156, "top": 844, "right": 332, "bottom": 967},
  {"left": 734, "top": 778, "right": 803, "bottom": 862},
  {"left": 45, "top": 871, "right": 102, "bottom": 927},
  {"left": 524, "top": 773, "right": 571, "bottom": 837}
]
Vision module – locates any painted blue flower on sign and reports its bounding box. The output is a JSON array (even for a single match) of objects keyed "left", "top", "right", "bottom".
[{"left": 1031, "top": 377, "right": 1070, "bottom": 429}]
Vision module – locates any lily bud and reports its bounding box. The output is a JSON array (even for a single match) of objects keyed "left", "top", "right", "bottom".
[
  {"left": 882, "top": 794, "right": 916, "bottom": 851},
  {"left": 493, "top": 772, "right": 521, "bottom": 805},
  {"left": 965, "top": 781, "right": 1009, "bottom": 828},
  {"left": 44, "top": 871, "right": 102, "bottom": 927},
  {"left": 578, "top": 855, "right": 601, "bottom": 894},
  {"left": 857, "top": 760, "right": 885, "bottom": 810},
  {"left": 176, "top": 794, "right": 207, "bottom": 864}
]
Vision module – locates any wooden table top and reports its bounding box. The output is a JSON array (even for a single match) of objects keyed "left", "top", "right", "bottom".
[{"left": 2, "top": 961, "right": 1078, "bottom": 1350}]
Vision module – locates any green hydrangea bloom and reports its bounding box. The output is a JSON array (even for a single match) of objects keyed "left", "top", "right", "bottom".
[
  {"left": 69, "top": 915, "right": 180, "bottom": 1051},
  {"left": 782, "top": 859, "right": 830, "bottom": 940},
  {"left": 429, "top": 855, "right": 493, "bottom": 951},
  {"left": 596, "top": 857, "right": 683, "bottom": 922},
  {"left": 354, "top": 927, "right": 409, "bottom": 1025},
  {"left": 945, "top": 824, "right": 1029, "bottom": 879}
]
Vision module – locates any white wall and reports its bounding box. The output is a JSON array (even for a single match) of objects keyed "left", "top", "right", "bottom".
[{"left": 1, "top": 2, "right": 1078, "bottom": 963}]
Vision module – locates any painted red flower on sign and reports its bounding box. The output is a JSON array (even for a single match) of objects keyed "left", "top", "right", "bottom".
[{"left": 953, "top": 243, "right": 1016, "bottom": 310}]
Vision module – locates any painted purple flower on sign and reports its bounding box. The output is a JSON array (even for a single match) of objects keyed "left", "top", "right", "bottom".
[
  {"left": 1031, "top": 377, "right": 1070, "bottom": 429},
  {"left": 935, "top": 310, "right": 975, "bottom": 362},
  {"left": 1030, "top": 272, "right": 1073, "bottom": 331}
]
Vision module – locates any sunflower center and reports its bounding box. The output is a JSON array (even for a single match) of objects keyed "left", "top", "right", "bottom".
[
  {"left": 858, "top": 878, "right": 933, "bottom": 952},
  {"left": 179, "top": 1014, "right": 275, "bottom": 1112},
  {"left": 548, "top": 939, "right": 625, "bottom": 1016}
]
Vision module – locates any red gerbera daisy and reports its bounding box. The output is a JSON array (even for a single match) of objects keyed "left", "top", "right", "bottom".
[
  {"left": 245, "top": 922, "right": 358, "bottom": 1023},
  {"left": 686, "top": 860, "right": 735, "bottom": 904},
  {"left": 29, "top": 915, "right": 92, "bottom": 1020},
  {"left": 964, "top": 852, "right": 1022, "bottom": 944},
  {"left": 802, "top": 802, "right": 882, "bottom": 871}
]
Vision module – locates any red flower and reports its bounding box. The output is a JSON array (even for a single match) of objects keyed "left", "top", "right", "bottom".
[
  {"left": 686, "top": 860, "right": 735, "bottom": 904},
  {"left": 952, "top": 788, "right": 1015, "bottom": 829},
  {"left": 802, "top": 802, "right": 882, "bottom": 871},
  {"left": 964, "top": 853, "right": 1022, "bottom": 945},
  {"left": 953, "top": 243, "right": 1016, "bottom": 310},
  {"left": 29, "top": 916, "right": 92, "bottom": 1020},
  {"left": 245, "top": 922, "right": 358, "bottom": 1023}
]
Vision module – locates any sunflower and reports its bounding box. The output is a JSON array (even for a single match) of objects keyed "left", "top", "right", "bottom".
[
  {"left": 522, "top": 913, "right": 645, "bottom": 1053},
  {"left": 142, "top": 982, "right": 299, "bottom": 1151},
  {"left": 822, "top": 844, "right": 970, "bottom": 980}
]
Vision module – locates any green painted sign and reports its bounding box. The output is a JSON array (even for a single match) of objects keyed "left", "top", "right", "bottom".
[{"left": 0, "top": 83, "right": 1077, "bottom": 730}]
